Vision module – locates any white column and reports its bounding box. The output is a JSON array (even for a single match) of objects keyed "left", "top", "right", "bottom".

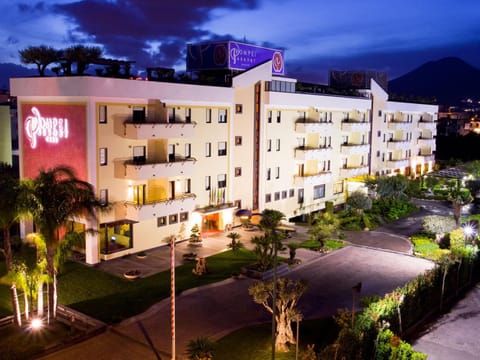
[{"left": 85, "top": 221, "right": 100, "bottom": 265}]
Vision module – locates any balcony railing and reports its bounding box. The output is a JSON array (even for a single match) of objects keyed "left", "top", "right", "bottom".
[
  {"left": 294, "top": 171, "right": 332, "bottom": 186},
  {"left": 120, "top": 157, "right": 196, "bottom": 180},
  {"left": 341, "top": 143, "right": 369, "bottom": 155},
  {"left": 418, "top": 120, "right": 436, "bottom": 130},
  {"left": 387, "top": 140, "right": 411, "bottom": 150},
  {"left": 295, "top": 146, "right": 333, "bottom": 161},
  {"left": 340, "top": 165, "right": 369, "bottom": 178},
  {"left": 388, "top": 121, "right": 412, "bottom": 131},
  {"left": 123, "top": 121, "right": 196, "bottom": 139},
  {"left": 341, "top": 120, "right": 370, "bottom": 132},
  {"left": 124, "top": 193, "right": 196, "bottom": 222},
  {"left": 295, "top": 120, "right": 333, "bottom": 133},
  {"left": 386, "top": 159, "right": 410, "bottom": 169}
]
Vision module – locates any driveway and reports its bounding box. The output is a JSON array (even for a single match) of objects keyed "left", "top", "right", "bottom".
[{"left": 42, "top": 246, "right": 433, "bottom": 359}]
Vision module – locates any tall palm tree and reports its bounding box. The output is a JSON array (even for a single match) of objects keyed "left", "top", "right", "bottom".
[
  {"left": 19, "top": 166, "right": 104, "bottom": 319},
  {"left": 0, "top": 162, "right": 20, "bottom": 271}
]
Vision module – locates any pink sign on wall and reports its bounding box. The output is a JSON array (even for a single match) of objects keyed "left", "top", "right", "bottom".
[{"left": 21, "top": 103, "right": 87, "bottom": 181}]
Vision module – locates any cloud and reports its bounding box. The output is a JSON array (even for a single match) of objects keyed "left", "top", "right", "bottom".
[{"left": 54, "top": 0, "right": 262, "bottom": 70}]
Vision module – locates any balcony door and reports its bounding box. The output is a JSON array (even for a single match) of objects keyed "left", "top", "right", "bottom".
[
  {"left": 133, "top": 146, "right": 146, "bottom": 164},
  {"left": 168, "top": 144, "right": 175, "bottom": 162},
  {"left": 133, "top": 184, "right": 146, "bottom": 205}
]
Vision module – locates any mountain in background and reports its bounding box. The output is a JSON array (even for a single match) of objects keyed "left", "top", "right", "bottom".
[{"left": 388, "top": 57, "right": 480, "bottom": 106}]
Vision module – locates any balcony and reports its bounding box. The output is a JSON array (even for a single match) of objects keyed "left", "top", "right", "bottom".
[
  {"left": 123, "top": 121, "right": 196, "bottom": 139},
  {"left": 124, "top": 193, "right": 196, "bottom": 222},
  {"left": 294, "top": 172, "right": 332, "bottom": 187},
  {"left": 417, "top": 153, "right": 435, "bottom": 162},
  {"left": 417, "top": 137, "right": 436, "bottom": 147},
  {"left": 418, "top": 120, "right": 436, "bottom": 131},
  {"left": 387, "top": 140, "right": 411, "bottom": 150},
  {"left": 341, "top": 120, "right": 370, "bottom": 132},
  {"left": 340, "top": 165, "right": 369, "bottom": 178},
  {"left": 295, "top": 120, "right": 333, "bottom": 134},
  {"left": 120, "top": 158, "right": 196, "bottom": 181},
  {"left": 386, "top": 159, "right": 410, "bottom": 169},
  {"left": 341, "top": 143, "right": 369, "bottom": 155},
  {"left": 388, "top": 121, "right": 412, "bottom": 131},
  {"left": 295, "top": 146, "right": 333, "bottom": 161}
]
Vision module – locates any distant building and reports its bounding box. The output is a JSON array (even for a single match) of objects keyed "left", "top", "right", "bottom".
[{"left": 10, "top": 42, "right": 437, "bottom": 265}]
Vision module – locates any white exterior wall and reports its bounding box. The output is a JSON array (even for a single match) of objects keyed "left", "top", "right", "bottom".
[{"left": 11, "top": 67, "right": 438, "bottom": 264}]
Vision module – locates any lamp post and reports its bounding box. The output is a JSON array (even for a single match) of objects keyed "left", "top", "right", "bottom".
[
  {"left": 295, "top": 313, "right": 303, "bottom": 360},
  {"left": 351, "top": 282, "right": 362, "bottom": 327}
]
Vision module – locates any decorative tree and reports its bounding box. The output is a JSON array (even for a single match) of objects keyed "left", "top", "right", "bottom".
[
  {"left": 447, "top": 180, "right": 473, "bottom": 226},
  {"left": 308, "top": 211, "right": 340, "bottom": 247},
  {"left": 226, "top": 232, "right": 243, "bottom": 252},
  {"left": 346, "top": 190, "right": 372, "bottom": 214},
  {"left": 422, "top": 215, "right": 456, "bottom": 242},
  {"left": 189, "top": 224, "right": 201, "bottom": 243},
  {"left": 19, "top": 45, "right": 61, "bottom": 76},
  {"left": 249, "top": 277, "right": 307, "bottom": 352},
  {"left": 186, "top": 336, "right": 215, "bottom": 360}
]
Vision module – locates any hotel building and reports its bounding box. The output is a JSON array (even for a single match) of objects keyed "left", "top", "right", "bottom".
[{"left": 10, "top": 42, "right": 437, "bottom": 265}]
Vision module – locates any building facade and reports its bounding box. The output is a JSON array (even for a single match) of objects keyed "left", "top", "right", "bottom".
[{"left": 10, "top": 60, "right": 437, "bottom": 264}]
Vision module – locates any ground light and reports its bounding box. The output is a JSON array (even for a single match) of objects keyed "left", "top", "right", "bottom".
[
  {"left": 462, "top": 221, "right": 478, "bottom": 244},
  {"left": 29, "top": 318, "right": 43, "bottom": 331}
]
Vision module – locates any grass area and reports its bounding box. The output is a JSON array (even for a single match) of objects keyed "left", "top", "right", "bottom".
[
  {"left": 215, "top": 317, "right": 338, "bottom": 359},
  {"left": 411, "top": 234, "right": 449, "bottom": 260},
  {"left": 299, "top": 239, "right": 345, "bottom": 251},
  {"left": 1, "top": 248, "right": 257, "bottom": 324}
]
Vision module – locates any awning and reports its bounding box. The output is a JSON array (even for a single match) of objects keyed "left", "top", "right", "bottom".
[{"left": 235, "top": 209, "right": 252, "bottom": 217}]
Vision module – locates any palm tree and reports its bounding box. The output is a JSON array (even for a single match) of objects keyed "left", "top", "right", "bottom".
[
  {"left": 19, "top": 45, "right": 61, "bottom": 76},
  {"left": 19, "top": 166, "right": 104, "bottom": 319},
  {"left": 226, "top": 231, "right": 243, "bottom": 252},
  {"left": 0, "top": 162, "right": 20, "bottom": 271}
]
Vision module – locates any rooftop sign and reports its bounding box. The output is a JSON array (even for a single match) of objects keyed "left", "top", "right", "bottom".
[{"left": 187, "top": 41, "right": 285, "bottom": 75}]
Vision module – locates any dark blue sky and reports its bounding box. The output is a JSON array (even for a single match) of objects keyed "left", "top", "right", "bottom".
[{"left": 2, "top": 0, "right": 480, "bottom": 83}]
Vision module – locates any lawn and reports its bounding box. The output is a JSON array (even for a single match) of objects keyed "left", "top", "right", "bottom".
[
  {"left": 299, "top": 239, "right": 345, "bottom": 251},
  {"left": 215, "top": 317, "right": 338, "bottom": 359},
  {"left": 1, "top": 248, "right": 257, "bottom": 324}
]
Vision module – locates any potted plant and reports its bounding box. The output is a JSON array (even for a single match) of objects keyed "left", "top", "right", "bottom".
[
  {"left": 123, "top": 269, "right": 141, "bottom": 280},
  {"left": 136, "top": 251, "right": 147, "bottom": 259},
  {"left": 188, "top": 224, "right": 202, "bottom": 246},
  {"left": 182, "top": 252, "right": 197, "bottom": 261}
]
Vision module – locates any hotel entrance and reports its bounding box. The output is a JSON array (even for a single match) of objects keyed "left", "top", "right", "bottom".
[{"left": 202, "top": 213, "right": 219, "bottom": 233}]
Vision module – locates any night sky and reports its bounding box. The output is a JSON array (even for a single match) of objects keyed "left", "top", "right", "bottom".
[{"left": 1, "top": 0, "right": 480, "bottom": 83}]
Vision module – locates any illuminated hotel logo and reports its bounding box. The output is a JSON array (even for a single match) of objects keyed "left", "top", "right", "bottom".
[{"left": 24, "top": 107, "right": 69, "bottom": 149}]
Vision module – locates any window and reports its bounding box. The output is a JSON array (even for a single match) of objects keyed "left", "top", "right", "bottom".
[
  {"left": 268, "top": 110, "right": 272, "bottom": 123},
  {"left": 218, "top": 109, "right": 227, "bottom": 123},
  {"left": 282, "top": 190, "right": 287, "bottom": 199},
  {"left": 180, "top": 212, "right": 189, "bottom": 222},
  {"left": 206, "top": 109, "right": 212, "bottom": 123},
  {"left": 185, "top": 108, "right": 191, "bottom": 123},
  {"left": 218, "top": 141, "right": 227, "bottom": 156},
  {"left": 218, "top": 174, "right": 226, "bottom": 188},
  {"left": 276, "top": 139, "right": 280, "bottom": 151},
  {"left": 313, "top": 184, "right": 326, "bottom": 200},
  {"left": 234, "top": 199, "right": 241, "bottom": 209},
  {"left": 99, "top": 148, "right": 108, "bottom": 166},
  {"left": 382, "top": 153, "right": 385, "bottom": 161},
  {"left": 235, "top": 136, "right": 242, "bottom": 146},
  {"left": 276, "top": 111, "right": 281, "bottom": 123},
  {"left": 334, "top": 181, "right": 344, "bottom": 194},
  {"left": 266, "top": 168, "right": 271, "bottom": 181},
  {"left": 274, "top": 192, "right": 280, "bottom": 201},
  {"left": 377, "top": 150, "right": 381, "bottom": 157},
  {"left": 275, "top": 166, "right": 280, "bottom": 179},
  {"left": 99, "top": 189, "right": 108, "bottom": 205},
  {"left": 169, "top": 214, "right": 178, "bottom": 224},
  {"left": 168, "top": 108, "right": 176, "bottom": 123},
  {"left": 185, "top": 143, "right": 191, "bottom": 159},
  {"left": 235, "top": 104, "right": 243, "bottom": 114},
  {"left": 267, "top": 139, "right": 272, "bottom": 152},
  {"left": 205, "top": 176, "right": 211, "bottom": 191},
  {"left": 265, "top": 193, "right": 271, "bottom": 203},
  {"left": 378, "top": 110, "right": 382, "bottom": 117},
  {"left": 133, "top": 146, "right": 146, "bottom": 164},
  {"left": 168, "top": 144, "right": 175, "bottom": 162},
  {"left": 99, "top": 105, "right": 107, "bottom": 124},
  {"left": 289, "top": 188, "right": 295, "bottom": 197},
  {"left": 377, "top": 130, "right": 381, "bottom": 137},
  {"left": 205, "top": 142, "right": 211, "bottom": 157},
  {"left": 157, "top": 216, "right": 167, "bottom": 227},
  {"left": 235, "top": 167, "right": 242, "bottom": 177},
  {"left": 132, "top": 106, "right": 146, "bottom": 123},
  {"left": 298, "top": 188, "right": 304, "bottom": 204}
]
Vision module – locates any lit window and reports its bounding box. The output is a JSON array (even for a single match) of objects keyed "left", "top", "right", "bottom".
[
  {"left": 218, "top": 142, "right": 227, "bottom": 156},
  {"left": 218, "top": 174, "right": 226, "bottom": 188},
  {"left": 235, "top": 136, "right": 242, "bottom": 146},
  {"left": 157, "top": 216, "right": 167, "bottom": 227},
  {"left": 99, "top": 189, "right": 108, "bottom": 205},
  {"left": 169, "top": 214, "right": 178, "bottom": 224},
  {"left": 99, "top": 148, "right": 108, "bottom": 166},
  {"left": 99, "top": 105, "right": 107, "bottom": 124},
  {"left": 235, "top": 167, "right": 242, "bottom": 177},
  {"left": 313, "top": 184, "right": 325, "bottom": 200},
  {"left": 235, "top": 104, "right": 243, "bottom": 114},
  {"left": 180, "top": 212, "right": 189, "bottom": 222},
  {"left": 218, "top": 109, "right": 227, "bottom": 123}
]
